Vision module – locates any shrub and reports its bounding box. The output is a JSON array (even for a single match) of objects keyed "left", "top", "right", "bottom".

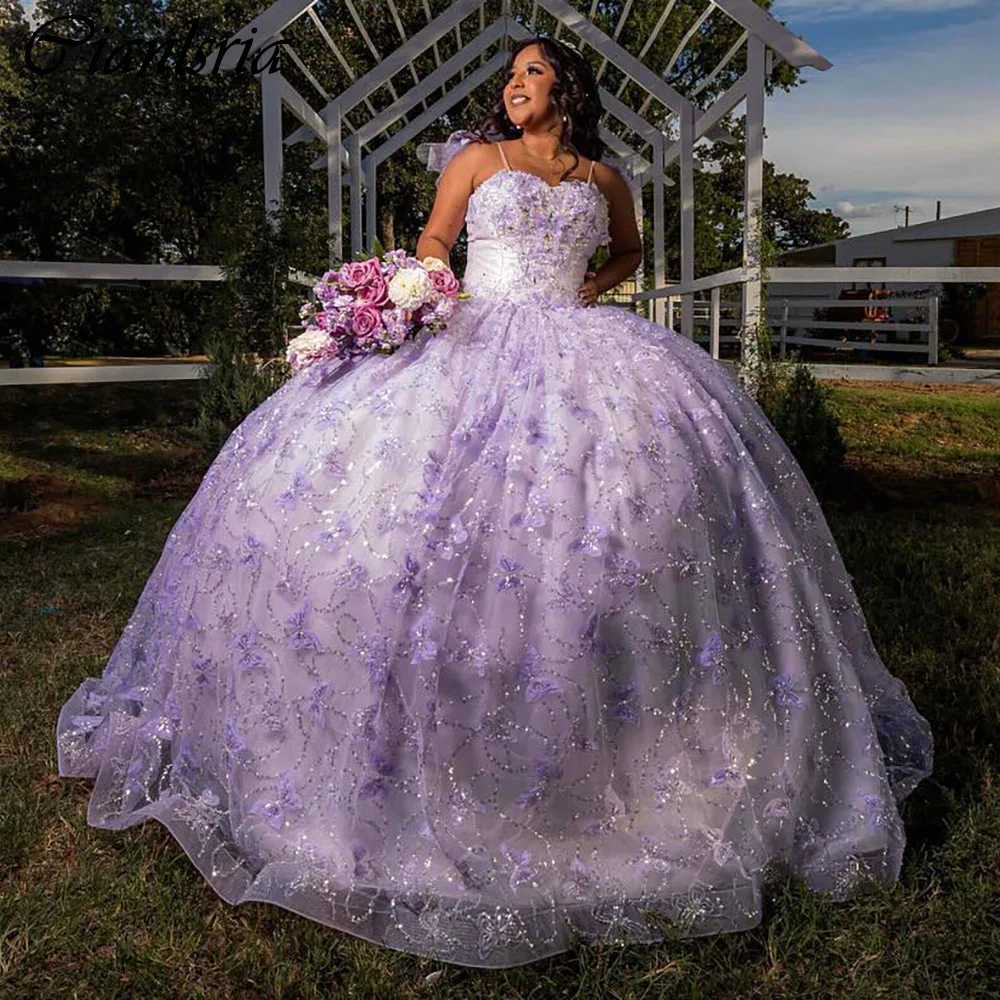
[
  {"left": 760, "top": 360, "right": 847, "bottom": 490},
  {"left": 195, "top": 204, "right": 300, "bottom": 456},
  {"left": 194, "top": 329, "right": 293, "bottom": 456}
]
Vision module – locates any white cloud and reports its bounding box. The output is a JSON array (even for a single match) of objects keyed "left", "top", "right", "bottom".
[
  {"left": 765, "top": 13, "right": 1000, "bottom": 235},
  {"left": 835, "top": 201, "right": 884, "bottom": 219},
  {"left": 774, "top": 0, "right": 988, "bottom": 20}
]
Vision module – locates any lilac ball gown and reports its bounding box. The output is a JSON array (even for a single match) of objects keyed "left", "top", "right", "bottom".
[{"left": 56, "top": 130, "right": 932, "bottom": 968}]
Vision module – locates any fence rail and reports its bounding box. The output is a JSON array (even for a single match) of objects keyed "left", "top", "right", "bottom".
[
  {"left": 0, "top": 261, "right": 318, "bottom": 385},
  {"left": 3, "top": 263, "right": 1000, "bottom": 384},
  {"left": 632, "top": 265, "right": 1000, "bottom": 364}
]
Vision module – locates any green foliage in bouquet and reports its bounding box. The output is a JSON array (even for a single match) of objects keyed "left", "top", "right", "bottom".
[{"left": 353, "top": 236, "right": 388, "bottom": 262}]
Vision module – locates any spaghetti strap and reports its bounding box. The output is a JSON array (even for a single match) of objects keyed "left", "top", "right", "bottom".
[
  {"left": 586, "top": 159, "right": 595, "bottom": 185},
  {"left": 497, "top": 142, "right": 511, "bottom": 171}
]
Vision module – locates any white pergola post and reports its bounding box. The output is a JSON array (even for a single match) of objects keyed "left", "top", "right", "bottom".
[
  {"left": 680, "top": 101, "right": 695, "bottom": 339},
  {"left": 651, "top": 131, "right": 666, "bottom": 328},
  {"left": 262, "top": 69, "right": 283, "bottom": 226},
  {"left": 326, "top": 103, "right": 342, "bottom": 267},
  {"left": 741, "top": 35, "right": 767, "bottom": 392},
  {"left": 364, "top": 156, "right": 377, "bottom": 253},
  {"left": 347, "top": 132, "right": 363, "bottom": 257}
]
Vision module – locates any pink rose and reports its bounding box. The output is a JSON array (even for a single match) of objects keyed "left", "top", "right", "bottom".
[
  {"left": 351, "top": 303, "right": 383, "bottom": 339},
  {"left": 356, "top": 257, "right": 384, "bottom": 287},
  {"left": 429, "top": 267, "right": 460, "bottom": 297},
  {"left": 359, "top": 273, "right": 391, "bottom": 307},
  {"left": 338, "top": 261, "right": 371, "bottom": 290}
]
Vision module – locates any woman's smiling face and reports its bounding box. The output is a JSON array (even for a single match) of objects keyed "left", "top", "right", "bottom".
[{"left": 503, "top": 44, "right": 557, "bottom": 128}]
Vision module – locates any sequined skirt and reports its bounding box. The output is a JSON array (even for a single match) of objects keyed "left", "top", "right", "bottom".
[{"left": 56, "top": 291, "right": 933, "bottom": 967}]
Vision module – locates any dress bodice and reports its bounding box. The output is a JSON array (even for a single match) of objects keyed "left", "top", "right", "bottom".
[
  {"left": 462, "top": 169, "right": 611, "bottom": 306},
  {"left": 420, "top": 129, "right": 611, "bottom": 307}
]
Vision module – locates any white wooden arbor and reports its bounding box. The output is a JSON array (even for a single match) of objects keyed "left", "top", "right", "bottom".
[{"left": 215, "top": 2, "right": 821, "bottom": 388}]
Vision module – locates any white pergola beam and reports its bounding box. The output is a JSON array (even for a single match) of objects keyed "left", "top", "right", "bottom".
[
  {"left": 661, "top": 70, "right": 750, "bottom": 167},
  {"left": 278, "top": 76, "right": 327, "bottom": 142},
  {"left": 594, "top": 0, "right": 634, "bottom": 84},
  {"left": 343, "top": 0, "right": 401, "bottom": 105},
  {"left": 333, "top": 0, "right": 483, "bottom": 118},
  {"left": 421, "top": 0, "right": 445, "bottom": 73},
  {"left": 202, "top": 0, "right": 317, "bottom": 74},
  {"left": 262, "top": 70, "right": 283, "bottom": 219},
  {"left": 637, "top": 1, "right": 716, "bottom": 117},
  {"left": 636, "top": 0, "right": 678, "bottom": 64},
  {"left": 385, "top": 0, "right": 426, "bottom": 102},
  {"left": 282, "top": 39, "right": 330, "bottom": 100},
  {"left": 369, "top": 53, "right": 509, "bottom": 167},
  {"left": 304, "top": 19, "right": 503, "bottom": 166},
  {"left": 357, "top": 20, "right": 504, "bottom": 147},
  {"left": 690, "top": 30, "right": 747, "bottom": 98},
  {"left": 305, "top": 7, "right": 380, "bottom": 124},
  {"left": 652, "top": 131, "right": 665, "bottom": 326},
  {"left": 285, "top": 0, "right": 483, "bottom": 148},
  {"left": 680, "top": 101, "right": 695, "bottom": 338},
  {"left": 712, "top": 0, "right": 831, "bottom": 69},
  {"left": 536, "top": 0, "right": 693, "bottom": 115},
  {"left": 327, "top": 103, "right": 342, "bottom": 266}
]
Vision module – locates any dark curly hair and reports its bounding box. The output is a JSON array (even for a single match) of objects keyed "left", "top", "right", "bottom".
[{"left": 469, "top": 36, "right": 605, "bottom": 181}]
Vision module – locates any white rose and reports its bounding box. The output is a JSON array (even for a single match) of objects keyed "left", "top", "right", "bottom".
[
  {"left": 388, "top": 267, "right": 434, "bottom": 309},
  {"left": 421, "top": 256, "right": 449, "bottom": 272},
  {"left": 287, "top": 328, "right": 329, "bottom": 354}
]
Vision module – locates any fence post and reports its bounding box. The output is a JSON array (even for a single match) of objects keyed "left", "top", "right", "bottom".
[
  {"left": 779, "top": 301, "right": 789, "bottom": 358},
  {"left": 928, "top": 294, "right": 939, "bottom": 366},
  {"left": 710, "top": 287, "right": 721, "bottom": 360},
  {"left": 666, "top": 296, "right": 675, "bottom": 331}
]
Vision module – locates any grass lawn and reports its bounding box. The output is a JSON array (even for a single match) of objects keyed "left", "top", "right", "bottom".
[{"left": 1, "top": 379, "right": 999, "bottom": 999}]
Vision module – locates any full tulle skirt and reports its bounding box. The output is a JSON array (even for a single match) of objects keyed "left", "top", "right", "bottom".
[{"left": 56, "top": 294, "right": 932, "bottom": 967}]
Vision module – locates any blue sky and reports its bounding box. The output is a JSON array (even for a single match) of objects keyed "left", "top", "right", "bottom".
[{"left": 766, "top": 0, "right": 1000, "bottom": 235}]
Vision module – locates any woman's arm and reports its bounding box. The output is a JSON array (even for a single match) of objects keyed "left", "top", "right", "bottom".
[
  {"left": 415, "top": 143, "right": 488, "bottom": 269},
  {"left": 589, "top": 162, "right": 643, "bottom": 296}
]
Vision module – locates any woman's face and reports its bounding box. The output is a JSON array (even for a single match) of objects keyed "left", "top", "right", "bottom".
[{"left": 503, "top": 44, "right": 559, "bottom": 131}]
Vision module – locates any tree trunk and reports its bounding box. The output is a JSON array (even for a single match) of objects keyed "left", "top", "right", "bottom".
[{"left": 378, "top": 205, "right": 395, "bottom": 250}]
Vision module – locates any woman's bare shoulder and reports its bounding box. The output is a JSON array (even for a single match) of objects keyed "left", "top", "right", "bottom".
[
  {"left": 591, "top": 159, "right": 626, "bottom": 187},
  {"left": 591, "top": 160, "right": 631, "bottom": 206},
  {"left": 443, "top": 139, "right": 497, "bottom": 185}
]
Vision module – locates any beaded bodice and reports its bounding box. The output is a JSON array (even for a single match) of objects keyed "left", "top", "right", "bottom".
[{"left": 462, "top": 152, "right": 611, "bottom": 307}]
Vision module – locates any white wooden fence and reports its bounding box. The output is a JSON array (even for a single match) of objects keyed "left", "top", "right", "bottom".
[
  {"left": 678, "top": 294, "right": 941, "bottom": 365},
  {"left": 632, "top": 266, "right": 1000, "bottom": 365},
  {"left": 2, "top": 263, "right": 999, "bottom": 384},
  {"left": 0, "top": 261, "right": 317, "bottom": 386}
]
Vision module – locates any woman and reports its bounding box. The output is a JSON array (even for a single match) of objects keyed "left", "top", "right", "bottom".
[{"left": 56, "top": 36, "right": 932, "bottom": 969}]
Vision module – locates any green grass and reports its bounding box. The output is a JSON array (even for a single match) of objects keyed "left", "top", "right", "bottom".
[{"left": 2, "top": 381, "right": 1000, "bottom": 999}]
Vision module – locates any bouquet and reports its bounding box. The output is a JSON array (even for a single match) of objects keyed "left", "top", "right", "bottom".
[{"left": 286, "top": 248, "right": 469, "bottom": 371}]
